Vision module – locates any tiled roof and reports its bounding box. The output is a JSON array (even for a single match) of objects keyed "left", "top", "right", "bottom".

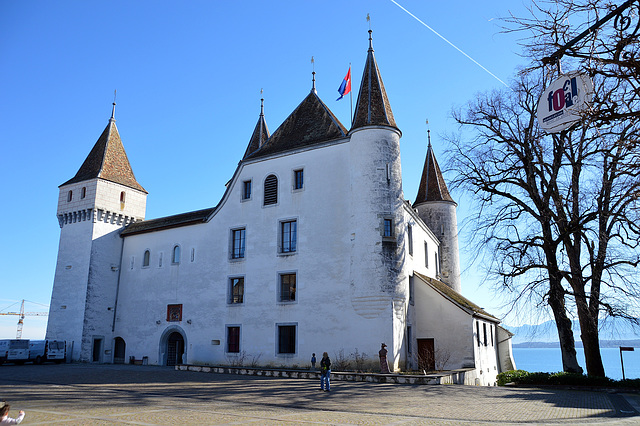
[
  {"left": 413, "top": 142, "right": 454, "bottom": 205},
  {"left": 414, "top": 272, "right": 499, "bottom": 321},
  {"left": 246, "top": 90, "right": 347, "bottom": 160},
  {"left": 61, "top": 118, "right": 146, "bottom": 193},
  {"left": 243, "top": 100, "right": 270, "bottom": 159},
  {"left": 121, "top": 207, "right": 216, "bottom": 236},
  {"left": 351, "top": 31, "right": 398, "bottom": 132}
]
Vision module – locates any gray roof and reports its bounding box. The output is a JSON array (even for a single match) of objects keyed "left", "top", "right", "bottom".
[
  {"left": 351, "top": 31, "right": 398, "bottom": 132},
  {"left": 414, "top": 272, "right": 499, "bottom": 321},
  {"left": 413, "top": 142, "right": 454, "bottom": 206},
  {"left": 121, "top": 207, "right": 216, "bottom": 236},
  {"left": 61, "top": 118, "right": 146, "bottom": 193},
  {"left": 246, "top": 90, "right": 347, "bottom": 160}
]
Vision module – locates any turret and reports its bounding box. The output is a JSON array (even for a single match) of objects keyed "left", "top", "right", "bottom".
[
  {"left": 413, "top": 132, "right": 461, "bottom": 293},
  {"left": 46, "top": 103, "right": 147, "bottom": 362},
  {"left": 348, "top": 30, "right": 406, "bottom": 371}
]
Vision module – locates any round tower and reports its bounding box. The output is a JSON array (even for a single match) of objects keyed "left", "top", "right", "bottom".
[
  {"left": 46, "top": 104, "right": 147, "bottom": 362},
  {"left": 413, "top": 132, "right": 461, "bottom": 293},
  {"left": 348, "top": 30, "right": 407, "bottom": 371}
]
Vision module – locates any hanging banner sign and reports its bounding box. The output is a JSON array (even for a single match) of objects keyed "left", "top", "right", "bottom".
[{"left": 537, "top": 71, "right": 594, "bottom": 133}]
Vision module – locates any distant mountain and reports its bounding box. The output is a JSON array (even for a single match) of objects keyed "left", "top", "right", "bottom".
[
  {"left": 505, "top": 318, "right": 640, "bottom": 346},
  {"left": 513, "top": 340, "right": 640, "bottom": 349}
]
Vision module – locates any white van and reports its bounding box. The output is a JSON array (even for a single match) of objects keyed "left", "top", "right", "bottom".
[
  {"left": 0, "top": 339, "right": 30, "bottom": 364},
  {"left": 28, "top": 340, "right": 66, "bottom": 364}
]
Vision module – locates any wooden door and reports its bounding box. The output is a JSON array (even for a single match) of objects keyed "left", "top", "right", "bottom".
[{"left": 417, "top": 338, "right": 435, "bottom": 371}]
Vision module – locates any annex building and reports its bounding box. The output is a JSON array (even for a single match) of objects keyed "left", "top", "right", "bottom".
[{"left": 46, "top": 31, "right": 515, "bottom": 385}]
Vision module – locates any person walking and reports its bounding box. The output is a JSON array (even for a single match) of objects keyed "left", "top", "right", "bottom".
[
  {"left": 0, "top": 403, "right": 25, "bottom": 425},
  {"left": 320, "top": 352, "right": 331, "bottom": 392}
]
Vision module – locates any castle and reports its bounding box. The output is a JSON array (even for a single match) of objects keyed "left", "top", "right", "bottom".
[{"left": 46, "top": 31, "right": 515, "bottom": 385}]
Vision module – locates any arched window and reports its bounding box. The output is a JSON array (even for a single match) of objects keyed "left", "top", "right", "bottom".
[
  {"left": 172, "top": 245, "right": 181, "bottom": 264},
  {"left": 264, "top": 174, "right": 278, "bottom": 205},
  {"left": 120, "top": 191, "right": 126, "bottom": 208},
  {"left": 67, "top": 190, "right": 73, "bottom": 202},
  {"left": 143, "top": 250, "right": 150, "bottom": 267},
  {"left": 81, "top": 187, "right": 86, "bottom": 199}
]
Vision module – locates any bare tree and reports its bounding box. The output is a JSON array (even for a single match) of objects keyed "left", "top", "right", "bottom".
[{"left": 449, "top": 0, "right": 640, "bottom": 376}]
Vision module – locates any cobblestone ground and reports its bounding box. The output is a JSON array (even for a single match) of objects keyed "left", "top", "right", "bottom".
[{"left": 0, "top": 364, "right": 639, "bottom": 425}]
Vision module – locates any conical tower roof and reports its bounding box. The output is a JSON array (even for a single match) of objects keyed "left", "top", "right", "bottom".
[
  {"left": 351, "top": 30, "right": 398, "bottom": 132},
  {"left": 61, "top": 109, "right": 146, "bottom": 193},
  {"left": 413, "top": 138, "right": 454, "bottom": 205},
  {"left": 247, "top": 90, "right": 347, "bottom": 159},
  {"left": 243, "top": 98, "right": 270, "bottom": 159}
]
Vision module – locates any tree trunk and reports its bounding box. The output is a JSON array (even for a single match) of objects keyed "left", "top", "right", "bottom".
[
  {"left": 548, "top": 277, "right": 583, "bottom": 374},
  {"left": 576, "top": 297, "right": 606, "bottom": 377}
]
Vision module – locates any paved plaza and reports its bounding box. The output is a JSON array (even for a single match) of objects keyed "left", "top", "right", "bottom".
[{"left": 1, "top": 364, "right": 639, "bottom": 425}]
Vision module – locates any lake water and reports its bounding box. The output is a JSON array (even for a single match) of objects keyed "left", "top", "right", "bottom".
[{"left": 513, "top": 347, "right": 640, "bottom": 380}]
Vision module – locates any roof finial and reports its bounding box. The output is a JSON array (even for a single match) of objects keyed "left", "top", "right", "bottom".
[
  {"left": 260, "top": 88, "right": 264, "bottom": 116},
  {"left": 110, "top": 89, "right": 117, "bottom": 121},
  {"left": 311, "top": 56, "right": 317, "bottom": 93},
  {"left": 367, "top": 14, "right": 373, "bottom": 51},
  {"left": 426, "top": 118, "right": 432, "bottom": 149}
]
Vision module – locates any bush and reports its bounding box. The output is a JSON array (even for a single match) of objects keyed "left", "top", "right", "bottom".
[{"left": 497, "top": 369, "right": 634, "bottom": 388}]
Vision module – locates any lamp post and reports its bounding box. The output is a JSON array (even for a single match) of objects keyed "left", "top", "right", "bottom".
[{"left": 620, "top": 346, "right": 635, "bottom": 380}]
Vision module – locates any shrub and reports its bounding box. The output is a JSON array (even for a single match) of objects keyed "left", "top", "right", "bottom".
[
  {"left": 497, "top": 369, "right": 635, "bottom": 388},
  {"left": 497, "top": 370, "right": 530, "bottom": 386}
]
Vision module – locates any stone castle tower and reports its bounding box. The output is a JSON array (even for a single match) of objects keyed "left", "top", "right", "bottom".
[
  {"left": 45, "top": 105, "right": 147, "bottom": 362},
  {"left": 413, "top": 134, "right": 461, "bottom": 293}
]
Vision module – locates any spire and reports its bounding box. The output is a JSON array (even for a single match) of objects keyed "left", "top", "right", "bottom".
[
  {"left": 61, "top": 107, "right": 146, "bottom": 193},
  {"left": 413, "top": 129, "right": 454, "bottom": 206},
  {"left": 311, "top": 56, "right": 317, "bottom": 94},
  {"left": 351, "top": 29, "right": 397, "bottom": 132},
  {"left": 110, "top": 89, "right": 117, "bottom": 121},
  {"left": 243, "top": 93, "right": 271, "bottom": 159}
]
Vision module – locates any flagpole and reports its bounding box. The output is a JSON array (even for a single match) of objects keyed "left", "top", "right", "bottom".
[{"left": 349, "top": 62, "right": 353, "bottom": 127}]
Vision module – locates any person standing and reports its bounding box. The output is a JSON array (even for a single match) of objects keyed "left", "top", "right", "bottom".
[
  {"left": 0, "top": 403, "right": 25, "bottom": 425},
  {"left": 320, "top": 352, "right": 331, "bottom": 392},
  {"left": 379, "top": 343, "right": 391, "bottom": 373},
  {"left": 311, "top": 353, "right": 317, "bottom": 370}
]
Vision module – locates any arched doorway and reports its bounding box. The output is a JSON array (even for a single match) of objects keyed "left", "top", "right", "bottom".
[
  {"left": 114, "top": 337, "right": 126, "bottom": 364},
  {"left": 166, "top": 332, "right": 184, "bottom": 366}
]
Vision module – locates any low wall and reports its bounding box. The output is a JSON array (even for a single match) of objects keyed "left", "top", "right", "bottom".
[{"left": 176, "top": 364, "right": 477, "bottom": 385}]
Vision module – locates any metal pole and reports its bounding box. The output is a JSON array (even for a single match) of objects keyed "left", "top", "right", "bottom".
[{"left": 621, "top": 347, "right": 626, "bottom": 380}]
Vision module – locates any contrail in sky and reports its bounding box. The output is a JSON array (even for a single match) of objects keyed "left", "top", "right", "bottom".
[{"left": 389, "top": 0, "right": 510, "bottom": 88}]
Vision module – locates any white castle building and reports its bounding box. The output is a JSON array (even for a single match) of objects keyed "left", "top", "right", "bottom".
[{"left": 46, "top": 32, "right": 515, "bottom": 385}]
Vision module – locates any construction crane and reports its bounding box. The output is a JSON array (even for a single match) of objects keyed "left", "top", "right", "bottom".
[{"left": 0, "top": 299, "right": 48, "bottom": 339}]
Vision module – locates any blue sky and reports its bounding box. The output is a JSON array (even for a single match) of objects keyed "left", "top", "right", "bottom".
[{"left": 0, "top": 0, "right": 529, "bottom": 339}]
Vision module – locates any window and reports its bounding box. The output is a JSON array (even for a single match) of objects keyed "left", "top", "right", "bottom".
[
  {"left": 172, "top": 245, "right": 181, "bottom": 264},
  {"left": 435, "top": 252, "right": 440, "bottom": 276},
  {"left": 191, "top": 248, "right": 195, "bottom": 263},
  {"left": 476, "top": 322, "right": 481, "bottom": 346},
  {"left": 280, "top": 273, "right": 296, "bottom": 302},
  {"left": 407, "top": 325, "right": 412, "bottom": 353},
  {"left": 231, "top": 228, "right": 246, "bottom": 259},
  {"left": 120, "top": 191, "right": 126, "bottom": 204},
  {"left": 280, "top": 220, "right": 297, "bottom": 253},
  {"left": 81, "top": 187, "right": 86, "bottom": 199},
  {"left": 491, "top": 325, "right": 494, "bottom": 346},
  {"left": 143, "top": 250, "right": 150, "bottom": 267},
  {"left": 264, "top": 174, "right": 278, "bottom": 205},
  {"left": 227, "top": 326, "right": 240, "bottom": 353},
  {"left": 67, "top": 190, "right": 72, "bottom": 202},
  {"left": 384, "top": 218, "right": 393, "bottom": 237},
  {"left": 278, "top": 324, "right": 296, "bottom": 354},
  {"left": 167, "top": 304, "right": 182, "bottom": 322},
  {"left": 159, "top": 252, "right": 163, "bottom": 268},
  {"left": 229, "top": 277, "right": 244, "bottom": 304},
  {"left": 483, "top": 323, "right": 488, "bottom": 346},
  {"left": 409, "top": 275, "right": 414, "bottom": 305},
  {"left": 424, "top": 242, "right": 429, "bottom": 267},
  {"left": 407, "top": 225, "right": 413, "bottom": 255},
  {"left": 294, "top": 169, "right": 304, "bottom": 190},
  {"left": 243, "top": 180, "right": 252, "bottom": 200}
]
